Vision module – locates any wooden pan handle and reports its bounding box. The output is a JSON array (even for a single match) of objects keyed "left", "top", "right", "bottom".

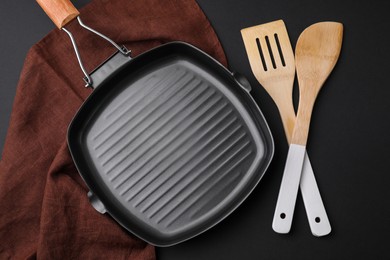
[{"left": 36, "top": 0, "right": 80, "bottom": 29}]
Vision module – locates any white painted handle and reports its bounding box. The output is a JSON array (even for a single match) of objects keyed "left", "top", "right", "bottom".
[
  {"left": 300, "top": 151, "right": 331, "bottom": 236},
  {"left": 273, "top": 144, "right": 306, "bottom": 233}
]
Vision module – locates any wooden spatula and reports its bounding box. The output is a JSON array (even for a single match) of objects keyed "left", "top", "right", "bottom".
[
  {"left": 241, "top": 20, "right": 331, "bottom": 236},
  {"left": 272, "top": 21, "right": 343, "bottom": 234}
]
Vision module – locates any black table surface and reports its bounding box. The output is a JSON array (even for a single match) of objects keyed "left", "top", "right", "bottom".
[{"left": 1, "top": 0, "right": 389, "bottom": 259}]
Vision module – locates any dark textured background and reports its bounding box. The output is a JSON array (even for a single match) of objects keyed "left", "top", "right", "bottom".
[{"left": 1, "top": 0, "right": 389, "bottom": 259}]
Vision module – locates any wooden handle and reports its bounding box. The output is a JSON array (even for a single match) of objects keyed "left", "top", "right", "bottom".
[
  {"left": 272, "top": 91, "right": 296, "bottom": 144},
  {"left": 290, "top": 86, "right": 317, "bottom": 146},
  {"left": 36, "top": 0, "right": 79, "bottom": 29}
]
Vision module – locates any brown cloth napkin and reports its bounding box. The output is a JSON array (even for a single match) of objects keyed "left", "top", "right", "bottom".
[{"left": 0, "top": 0, "right": 227, "bottom": 258}]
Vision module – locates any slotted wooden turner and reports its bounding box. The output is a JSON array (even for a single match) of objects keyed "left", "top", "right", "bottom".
[{"left": 241, "top": 20, "right": 331, "bottom": 236}]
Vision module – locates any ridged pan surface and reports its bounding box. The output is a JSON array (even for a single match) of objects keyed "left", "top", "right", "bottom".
[{"left": 68, "top": 42, "right": 273, "bottom": 246}]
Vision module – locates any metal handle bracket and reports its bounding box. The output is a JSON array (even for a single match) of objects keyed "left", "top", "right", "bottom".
[{"left": 62, "top": 16, "right": 131, "bottom": 87}]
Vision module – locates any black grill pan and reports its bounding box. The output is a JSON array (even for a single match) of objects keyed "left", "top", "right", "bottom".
[
  {"left": 68, "top": 42, "right": 274, "bottom": 246},
  {"left": 37, "top": 0, "right": 274, "bottom": 246}
]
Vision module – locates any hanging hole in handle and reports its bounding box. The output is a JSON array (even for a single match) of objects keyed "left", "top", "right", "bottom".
[
  {"left": 315, "top": 217, "right": 321, "bottom": 223},
  {"left": 280, "top": 213, "right": 286, "bottom": 219}
]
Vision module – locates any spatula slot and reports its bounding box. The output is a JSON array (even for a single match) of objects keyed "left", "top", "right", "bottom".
[
  {"left": 265, "top": 36, "right": 277, "bottom": 69},
  {"left": 255, "top": 38, "right": 268, "bottom": 71},
  {"left": 274, "top": 33, "right": 286, "bottom": 67}
]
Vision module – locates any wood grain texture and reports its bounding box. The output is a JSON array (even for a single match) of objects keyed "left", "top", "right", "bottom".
[
  {"left": 36, "top": 0, "right": 79, "bottom": 29},
  {"left": 292, "top": 22, "right": 343, "bottom": 145},
  {"left": 241, "top": 20, "right": 296, "bottom": 143}
]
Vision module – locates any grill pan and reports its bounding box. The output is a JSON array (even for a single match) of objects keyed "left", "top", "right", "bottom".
[{"left": 37, "top": 0, "right": 274, "bottom": 246}]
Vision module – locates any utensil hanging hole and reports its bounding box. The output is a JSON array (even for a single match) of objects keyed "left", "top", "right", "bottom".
[
  {"left": 315, "top": 217, "right": 321, "bottom": 223},
  {"left": 280, "top": 213, "right": 286, "bottom": 219},
  {"left": 256, "top": 38, "right": 268, "bottom": 71},
  {"left": 265, "top": 36, "right": 277, "bottom": 69},
  {"left": 274, "top": 33, "right": 286, "bottom": 67}
]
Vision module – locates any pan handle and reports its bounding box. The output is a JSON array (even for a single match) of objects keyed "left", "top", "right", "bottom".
[
  {"left": 36, "top": 0, "right": 79, "bottom": 29},
  {"left": 36, "top": 0, "right": 131, "bottom": 88}
]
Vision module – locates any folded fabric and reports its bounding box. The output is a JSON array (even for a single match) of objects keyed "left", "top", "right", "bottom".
[{"left": 0, "top": 0, "right": 227, "bottom": 258}]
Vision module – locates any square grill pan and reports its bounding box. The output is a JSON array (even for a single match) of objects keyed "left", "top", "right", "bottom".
[{"left": 67, "top": 42, "right": 274, "bottom": 246}]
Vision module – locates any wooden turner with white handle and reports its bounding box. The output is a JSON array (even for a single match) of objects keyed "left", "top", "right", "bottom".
[
  {"left": 272, "top": 21, "right": 343, "bottom": 234},
  {"left": 241, "top": 20, "right": 331, "bottom": 236}
]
